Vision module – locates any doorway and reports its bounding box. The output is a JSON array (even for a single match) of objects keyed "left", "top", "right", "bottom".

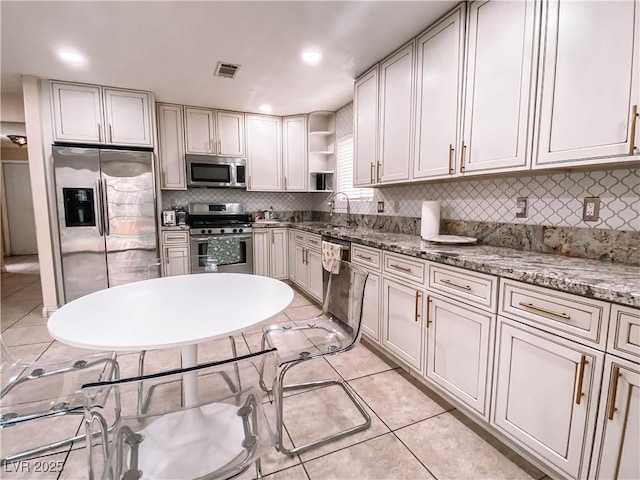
[{"left": 2, "top": 161, "right": 37, "bottom": 255}]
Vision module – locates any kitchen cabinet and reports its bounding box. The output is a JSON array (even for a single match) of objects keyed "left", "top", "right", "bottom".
[
  {"left": 307, "top": 112, "right": 335, "bottom": 192},
  {"left": 378, "top": 42, "right": 415, "bottom": 184},
  {"left": 460, "top": 0, "right": 539, "bottom": 174},
  {"left": 253, "top": 228, "right": 288, "bottom": 279},
  {"left": 291, "top": 231, "right": 323, "bottom": 301},
  {"left": 381, "top": 276, "right": 425, "bottom": 370},
  {"left": 215, "top": 110, "right": 245, "bottom": 157},
  {"left": 160, "top": 231, "right": 190, "bottom": 277},
  {"left": 51, "top": 81, "right": 152, "bottom": 147},
  {"left": 492, "top": 317, "right": 603, "bottom": 479},
  {"left": 283, "top": 115, "right": 307, "bottom": 191},
  {"left": 288, "top": 229, "right": 297, "bottom": 281},
  {"left": 425, "top": 294, "right": 494, "bottom": 419},
  {"left": 352, "top": 244, "right": 383, "bottom": 341},
  {"left": 534, "top": 0, "right": 640, "bottom": 168},
  {"left": 184, "top": 107, "right": 215, "bottom": 154},
  {"left": 412, "top": 4, "right": 465, "bottom": 180},
  {"left": 157, "top": 103, "right": 186, "bottom": 190},
  {"left": 353, "top": 66, "right": 378, "bottom": 187},
  {"left": 589, "top": 355, "right": 640, "bottom": 480},
  {"left": 246, "top": 114, "right": 282, "bottom": 191}
]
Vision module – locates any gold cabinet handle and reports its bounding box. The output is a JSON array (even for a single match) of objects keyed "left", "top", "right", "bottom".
[
  {"left": 248, "top": 175, "right": 251, "bottom": 189},
  {"left": 425, "top": 296, "right": 432, "bottom": 327},
  {"left": 301, "top": 248, "right": 305, "bottom": 265},
  {"left": 304, "top": 249, "right": 308, "bottom": 265},
  {"left": 108, "top": 124, "right": 113, "bottom": 143},
  {"left": 370, "top": 162, "right": 375, "bottom": 184},
  {"left": 518, "top": 302, "right": 571, "bottom": 321},
  {"left": 441, "top": 278, "right": 471, "bottom": 291},
  {"left": 271, "top": 230, "right": 274, "bottom": 245},
  {"left": 448, "top": 144, "right": 454, "bottom": 174},
  {"left": 376, "top": 161, "right": 381, "bottom": 182},
  {"left": 630, "top": 105, "right": 638, "bottom": 155},
  {"left": 460, "top": 143, "right": 466, "bottom": 173},
  {"left": 390, "top": 264, "right": 411, "bottom": 273},
  {"left": 284, "top": 176, "right": 287, "bottom": 190},
  {"left": 356, "top": 254, "right": 372, "bottom": 261},
  {"left": 575, "top": 355, "right": 588, "bottom": 405},
  {"left": 97, "top": 123, "right": 102, "bottom": 142},
  {"left": 607, "top": 365, "right": 621, "bottom": 420},
  {"left": 414, "top": 291, "right": 421, "bottom": 322}
]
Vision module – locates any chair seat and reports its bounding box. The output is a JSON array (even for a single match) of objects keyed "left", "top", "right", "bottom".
[{"left": 121, "top": 402, "right": 253, "bottom": 479}]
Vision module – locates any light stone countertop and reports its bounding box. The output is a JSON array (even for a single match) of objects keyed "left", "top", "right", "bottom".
[{"left": 253, "top": 221, "right": 640, "bottom": 308}]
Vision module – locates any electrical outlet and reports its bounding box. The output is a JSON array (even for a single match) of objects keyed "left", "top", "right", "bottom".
[
  {"left": 377, "top": 201, "right": 384, "bottom": 213},
  {"left": 583, "top": 197, "right": 600, "bottom": 222},
  {"left": 515, "top": 197, "right": 528, "bottom": 218}
]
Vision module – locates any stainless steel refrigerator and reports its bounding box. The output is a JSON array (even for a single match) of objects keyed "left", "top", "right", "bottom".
[{"left": 53, "top": 146, "right": 158, "bottom": 303}]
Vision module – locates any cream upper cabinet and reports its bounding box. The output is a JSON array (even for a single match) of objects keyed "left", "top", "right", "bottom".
[
  {"left": 283, "top": 115, "right": 307, "bottom": 191},
  {"left": 216, "top": 110, "right": 245, "bottom": 157},
  {"left": 353, "top": 66, "right": 379, "bottom": 187},
  {"left": 51, "top": 82, "right": 152, "bottom": 147},
  {"left": 246, "top": 114, "right": 282, "bottom": 191},
  {"left": 157, "top": 104, "right": 186, "bottom": 190},
  {"left": 413, "top": 4, "right": 466, "bottom": 180},
  {"left": 102, "top": 88, "right": 152, "bottom": 146},
  {"left": 461, "top": 0, "right": 539, "bottom": 174},
  {"left": 378, "top": 42, "right": 415, "bottom": 184},
  {"left": 184, "top": 107, "right": 215, "bottom": 154},
  {"left": 534, "top": 0, "right": 640, "bottom": 168},
  {"left": 589, "top": 355, "right": 640, "bottom": 480},
  {"left": 492, "top": 318, "right": 603, "bottom": 479}
]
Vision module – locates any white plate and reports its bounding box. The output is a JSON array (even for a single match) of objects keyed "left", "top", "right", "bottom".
[{"left": 422, "top": 235, "right": 477, "bottom": 245}]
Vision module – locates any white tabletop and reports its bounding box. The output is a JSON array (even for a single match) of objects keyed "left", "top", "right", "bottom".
[{"left": 48, "top": 273, "right": 294, "bottom": 352}]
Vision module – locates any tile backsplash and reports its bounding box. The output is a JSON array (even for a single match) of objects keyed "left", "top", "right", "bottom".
[{"left": 317, "top": 168, "right": 640, "bottom": 232}]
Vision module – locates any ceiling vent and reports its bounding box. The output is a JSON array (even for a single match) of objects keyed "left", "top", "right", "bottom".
[{"left": 214, "top": 62, "right": 241, "bottom": 79}]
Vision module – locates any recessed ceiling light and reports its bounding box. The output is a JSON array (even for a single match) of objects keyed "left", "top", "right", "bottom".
[
  {"left": 57, "top": 49, "right": 87, "bottom": 67},
  {"left": 302, "top": 49, "right": 322, "bottom": 66},
  {"left": 259, "top": 104, "right": 273, "bottom": 114}
]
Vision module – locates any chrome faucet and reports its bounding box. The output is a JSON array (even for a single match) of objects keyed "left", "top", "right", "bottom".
[{"left": 327, "top": 191, "right": 351, "bottom": 226}]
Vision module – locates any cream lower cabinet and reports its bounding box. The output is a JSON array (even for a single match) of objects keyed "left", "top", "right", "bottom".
[
  {"left": 425, "top": 294, "right": 494, "bottom": 419},
  {"left": 492, "top": 317, "right": 603, "bottom": 479},
  {"left": 381, "top": 277, "right": 425, "bottom": 370},
  {"left": 160, "top": 231, "right": 190, "bottom": 277},
  {"left": 352, "top": 244, "right": 382, "bottom": 341},
  {"left": 291, "top": 232, "right": 323, "bottom": 302},
  {"left": 252, "top": 228, "right": 287, "bottom": 279},
  {"left": 589, "top": 355, "right": 640, "bottom": 480}
]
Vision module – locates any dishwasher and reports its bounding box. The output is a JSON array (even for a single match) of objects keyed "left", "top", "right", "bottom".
[{"left": 321, "top": 236, "right": 352, "bottom": 323}]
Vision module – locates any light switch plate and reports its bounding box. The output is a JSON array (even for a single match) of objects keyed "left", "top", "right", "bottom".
[
  {"left": 515, "top": 197, "right": 528, "bottom": 218},
  {"left": 583, "top": 197, "right": 600, "bottom": 222},
  {"left": 377, "top": 201, "right": 384, "bottom": 213}
]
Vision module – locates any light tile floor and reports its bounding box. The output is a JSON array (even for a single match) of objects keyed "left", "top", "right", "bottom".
[{"left": 1, "top": 256, "right": 548, "bottom": 480}]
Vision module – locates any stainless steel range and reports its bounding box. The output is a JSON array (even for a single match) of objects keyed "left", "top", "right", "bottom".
[{"left": 187, "top": 203, "right": 253, "bottom": 274}]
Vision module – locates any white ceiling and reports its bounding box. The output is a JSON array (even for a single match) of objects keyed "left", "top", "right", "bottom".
[{"left": 1, "top": 1, "right": 457, "bottom": 116}]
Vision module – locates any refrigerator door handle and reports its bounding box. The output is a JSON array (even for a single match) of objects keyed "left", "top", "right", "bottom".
[
  {"left": 96, "top": 179, "right": 104, "bottom": 237},
  {"left": 102, "top": 178, "right": 110, "bottom": 236}
]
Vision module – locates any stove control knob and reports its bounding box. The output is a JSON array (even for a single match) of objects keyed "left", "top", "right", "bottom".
[
  {"left": 233, "top": 228, "right": 238, "bottom": 233},
  {"left": 207, "top": 229, "right": 213, "bottom": 234},
  {"left": 238, "top": 228, "right": 243, "bottom": 233},
  {"left": 200, "top": 229, "right": 206, "bottom": 234},
  {"left": 220, "top": 229, "right": 225, "bottom": 234}
]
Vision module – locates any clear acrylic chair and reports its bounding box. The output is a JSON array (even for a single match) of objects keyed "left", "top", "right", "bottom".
[
  {"left": 0, "top": 335, "right": 119, "bottom": 464},
  {"left": 83, "top": 348, "right": 278, "bottom": 480},
  {"left": 260, "top": 260, "right": 370, "bottom": 456}
]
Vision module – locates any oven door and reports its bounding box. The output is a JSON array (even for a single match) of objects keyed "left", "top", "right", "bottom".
[{"left": 190, "top": 234, "right": 253, "bottom": 274}]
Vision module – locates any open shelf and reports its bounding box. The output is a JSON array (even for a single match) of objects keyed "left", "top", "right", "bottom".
[{"left": 308, "top": 111, "right": 336, "bottom": 193}]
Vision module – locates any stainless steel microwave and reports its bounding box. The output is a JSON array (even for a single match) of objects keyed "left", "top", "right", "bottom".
[{"left": 186, "top": 155, "right": 246, "bottom": 188}]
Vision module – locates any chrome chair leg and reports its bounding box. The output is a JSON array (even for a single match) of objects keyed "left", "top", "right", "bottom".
[{"left": 273, "top": 359, "right": 371, "bottom": 456}]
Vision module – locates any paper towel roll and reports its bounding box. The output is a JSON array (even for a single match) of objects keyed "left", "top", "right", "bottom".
[{"left": 421, "top": 201, "right": 441, "bottom": 239}]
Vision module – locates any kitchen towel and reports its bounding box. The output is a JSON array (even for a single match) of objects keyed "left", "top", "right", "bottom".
[
  {"left": 321, "top": 240, "right": 342, "bottom": 274},
  {"left": 207, "top": 237, "right": 241, "bottom": 265},
  {"left": 421, "top": 201, "right": 441, "bottom": 240}
]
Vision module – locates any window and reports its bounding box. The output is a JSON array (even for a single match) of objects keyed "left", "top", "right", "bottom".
[{"left": 336, "top": 135, "right": 373, "bottom": 200}]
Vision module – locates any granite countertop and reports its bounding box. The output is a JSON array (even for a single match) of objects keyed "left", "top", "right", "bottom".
[{"left": 253, "top": 221, "right": 640, "bottom": 308}]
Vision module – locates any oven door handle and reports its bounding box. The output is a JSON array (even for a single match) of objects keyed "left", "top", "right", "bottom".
[{"left": 191, "top": 235, "right": 252, "bottom": 242}]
